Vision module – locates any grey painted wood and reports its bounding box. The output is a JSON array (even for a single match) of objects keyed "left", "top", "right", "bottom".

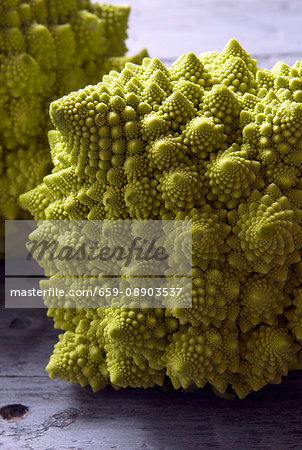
[
  {"left": 1, "top": 276, "right": 302, "bottom": 449},
  {"left": 2, "top": 0, "right": 302, "bottom": 448},
  {"left": 1, "top": 370, "right": 302, "bottom": 450},
  {"left": 1, "top": 302, "right": 302, "bottom": 450}
]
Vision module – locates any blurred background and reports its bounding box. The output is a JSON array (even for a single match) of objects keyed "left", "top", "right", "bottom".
[{"left": 108, "top": 0, "right": 302, "bottom": 68}]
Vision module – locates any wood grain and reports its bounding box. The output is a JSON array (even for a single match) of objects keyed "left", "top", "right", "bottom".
[
  {"left": 1, "top": 270, "right": 302, "bottom": 449},
  {"left": 1, "top": 308, "right": 302, "bottom": 450}
]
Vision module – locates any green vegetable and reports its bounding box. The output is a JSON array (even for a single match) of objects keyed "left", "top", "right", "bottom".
[
  {"left": 0, "top": 0, "right": 147, "bottom": 219},
  {"left": 20, "top": 39, "right": 302, "bottom": 398}
]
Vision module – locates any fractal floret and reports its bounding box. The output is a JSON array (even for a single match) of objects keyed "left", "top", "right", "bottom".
[
  {"left": 0, "top": 0, "right": 147, "bottom": 219},
  {"left": 20, "top": 39, "right": 302, "bottom": 398}
]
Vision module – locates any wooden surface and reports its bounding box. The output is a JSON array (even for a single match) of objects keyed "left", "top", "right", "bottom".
[
  {"left": 1, "top": 297, "right": 302, "bottom": 450},
  {"left": 2, "top": 0, "right": 302, "bottom": 448}
]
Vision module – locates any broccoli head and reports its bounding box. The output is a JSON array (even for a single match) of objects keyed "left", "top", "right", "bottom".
[
  {"left": 0, "top": 0, "right": 147, "bottom": 219},
  {"left": 20, "top": 39, "right": 302, "bottom": 398}
]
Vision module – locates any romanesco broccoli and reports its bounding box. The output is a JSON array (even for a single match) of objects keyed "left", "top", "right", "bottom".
[{"left": 20, "top": 39, "right": 302, "bottom": 398}]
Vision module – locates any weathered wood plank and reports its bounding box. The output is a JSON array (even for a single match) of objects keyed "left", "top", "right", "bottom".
[
  {"left": 0, "top": 307, "right": 59, "bottom": 377},
  {"left": 1, "top": 371, "right": 302, "bottom": 450},
  {"left": 1, "top": 303, "right": 302, "bottom": 449}
]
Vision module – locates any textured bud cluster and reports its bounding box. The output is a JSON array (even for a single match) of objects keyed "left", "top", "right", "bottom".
[
  {"left": 0, "top": 0, "right": 147, "bottom": 219},
  {"left": 21, "top": 39, "right": 302, "bottom": 398}
]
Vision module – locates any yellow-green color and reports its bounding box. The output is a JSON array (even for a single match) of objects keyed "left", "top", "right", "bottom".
[
  {"left": 21, "top": 39, "right": 302, "bottom": 398},
  {"left": 0, "top": 0, "right": 147, "bottom": 219}
]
